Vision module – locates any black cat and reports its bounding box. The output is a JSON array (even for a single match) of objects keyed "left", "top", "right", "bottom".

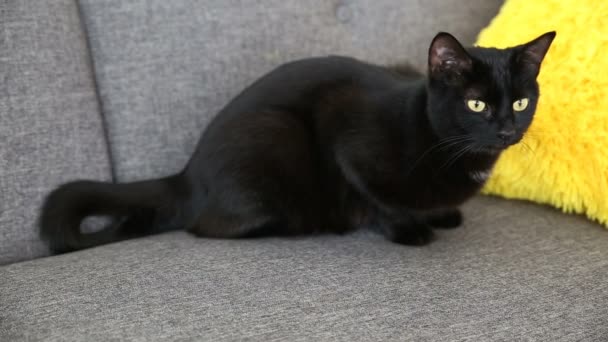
[{"left": 40, "top": 31, "right": 556, "bottom": 253}]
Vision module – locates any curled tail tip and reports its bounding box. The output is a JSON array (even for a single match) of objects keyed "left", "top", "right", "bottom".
[
  {"left": 39, "top": 178, "right": 178, "bottom": 253},
  {"left": 39, "top": 180, "right": 113, "bottom": 253},
  {"left": 39, "top": 182, "right": 82, "bottom": 253}
]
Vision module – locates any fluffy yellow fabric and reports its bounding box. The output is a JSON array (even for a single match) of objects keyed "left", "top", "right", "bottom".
[{"left": 476, "top": 0, "right": 608, "bottom": 227}]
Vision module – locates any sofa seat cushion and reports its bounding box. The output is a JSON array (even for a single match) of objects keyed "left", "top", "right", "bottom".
[{"left": 1, "top": 197, "right": 607, "bottom": 341}]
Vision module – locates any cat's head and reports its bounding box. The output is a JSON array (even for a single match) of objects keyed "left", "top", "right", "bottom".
[{"left": 426, "top": 31, "right": 555, "bottom": 154}]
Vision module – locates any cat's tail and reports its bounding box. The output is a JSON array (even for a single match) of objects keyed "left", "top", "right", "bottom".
[{"left": 39, "top": 176, "right": 186, "bottom": 254}]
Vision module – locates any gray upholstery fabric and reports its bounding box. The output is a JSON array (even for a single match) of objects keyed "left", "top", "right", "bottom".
[
  {"left": 2, "top": 196, "right": 607, "bottom": 341},
  {"left": 0, "top": 1, "right": 112, "bottom": 265},
  {"left": 78, "top": 0, "right": 504, "bottom": 181}
]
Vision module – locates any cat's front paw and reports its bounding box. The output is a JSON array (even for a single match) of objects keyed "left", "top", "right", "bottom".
[
  {"left": 425, "top": 208, "right": 462, "bottom": 229},
  {"left": 387, "top": 222, "right": 434, "bottom": 246}
]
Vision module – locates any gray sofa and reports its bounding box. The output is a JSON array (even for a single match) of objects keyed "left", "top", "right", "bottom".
[{"left": 1, "top": 1, "right": 607, "bottom": 341}]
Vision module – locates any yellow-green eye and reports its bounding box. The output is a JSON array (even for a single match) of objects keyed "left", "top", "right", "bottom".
[
  {"left": 466, "top": 99, "right": 487, "bottom": 112},
  {"left": 513, "top": 98, "right": 529, "bottom": 111}
]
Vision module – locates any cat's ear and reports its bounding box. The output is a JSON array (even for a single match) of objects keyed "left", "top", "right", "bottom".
[
  {"left": 517, "top": 31, "right": 556, "bottom": 76},
  {"left": 428, "top": 32, "right": 472, "bottom": 81}
]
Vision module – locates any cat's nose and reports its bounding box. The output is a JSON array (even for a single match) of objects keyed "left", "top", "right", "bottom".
[{"left": 497, "top": 129, "right": 515, "bottom": 144}]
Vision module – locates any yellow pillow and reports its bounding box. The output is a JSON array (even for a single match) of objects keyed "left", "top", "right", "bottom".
[{"left": 477, "top": 0, "right": 608, "bottom": 227}]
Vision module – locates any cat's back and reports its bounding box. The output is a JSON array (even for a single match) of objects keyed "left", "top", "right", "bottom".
[
  {"left": 219, "top": 55, "right": 414, "bottom": 115},
  {"left": 191, "top": 55, "right": 421, "bottom": 172}
]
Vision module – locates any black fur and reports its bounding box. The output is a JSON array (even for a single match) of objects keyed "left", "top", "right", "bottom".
[{"left": 40, "top": 32, "right": 556, "bottom": 253}]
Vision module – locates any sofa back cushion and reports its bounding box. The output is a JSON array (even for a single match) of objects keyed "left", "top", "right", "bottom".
[
  {"left": 78, "top": 0, "right": 503, "bottom": 182},
  {"left": 0, "top": 1, "right": 112, "bottom": 264}
]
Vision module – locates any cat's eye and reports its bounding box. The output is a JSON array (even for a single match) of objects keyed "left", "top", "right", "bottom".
[
  {"left": 466, "top": 99, "right": 487, "bottom": 113},
  {"left": 513, "top": 98, "right": 529, "bottom": 112}
]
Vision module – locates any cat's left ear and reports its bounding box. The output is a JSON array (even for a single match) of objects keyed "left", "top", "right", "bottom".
[
  {"left": 428, "top": 32, "right": 473, "bottom": 82},
  {"left": 517, "top": 31, "right": 556, "bottom": 76}
]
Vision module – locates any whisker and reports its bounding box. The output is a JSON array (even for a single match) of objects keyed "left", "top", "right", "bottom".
[
  {"left": 439, "top": 144, "right": 474, "bottom": 172},
  {"left": 437, "top": 138, "right": 472, "bottom": 152},
  {"left": 406, "top": 135, "right": 473, "bottom": 175},
  {"left": 492, "top": 141, "right": 539, "bottom": 185},
  {"left": 520, "top": 141, "right": 536, "bottom": 157}
]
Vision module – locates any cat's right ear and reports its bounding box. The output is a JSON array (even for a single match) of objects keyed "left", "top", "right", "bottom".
[{"left": 428, "top": 32, "right": 472, "bottom": 82}]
